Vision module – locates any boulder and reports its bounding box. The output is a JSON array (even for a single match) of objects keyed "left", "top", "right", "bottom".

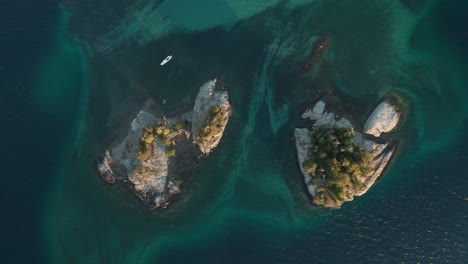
[{"left": 364, "top": 100, "right": 400, "bottom": 137}]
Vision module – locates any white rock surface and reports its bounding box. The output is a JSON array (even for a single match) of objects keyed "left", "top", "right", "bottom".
[
  {"left": 364, "top": 100, "right": 400, "bottom": 137},
  {"left": 97, "top": 150, "right": 113, "bottom": 175},
  {"left": 353, "top": 131, "right": 387, "bottom": 153},
  {"left": 355, "top": 146, "right": 396, "bottom": 196},
  {"left": 294, "top": 128, "right": 317, "bottom": 194},
  {"left": 302, "top": 100, "right": 353, "bottom": 129},
  {"left": 129, "top": 140, "right": 168, "bottom": 193},
  {"left": 301, "top": 100, "right": 325, "bottom": 120}
]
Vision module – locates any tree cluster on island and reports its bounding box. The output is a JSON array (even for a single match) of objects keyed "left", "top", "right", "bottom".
[
  {"left": 195, "top": 105, "right": 226, "bottom": 148},
  {"left": 135, "top": 104, "right": 227, "bottom": 162},
  {"left": 302, "top": 125, "right": 373, "bottom": 206},
  {"left": 136, "top": 120, "right": 191, "bottom": 160}
]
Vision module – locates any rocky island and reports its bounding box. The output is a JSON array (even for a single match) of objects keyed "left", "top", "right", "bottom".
[
  {"left": 295, "top": 97, "right": 403, "bottom": 208},
  {"left": 97, "top": 78, "right": 232, "bottom": 209},
  {"left": 192, "top": 79, "right": 232, "bottom": 155}
]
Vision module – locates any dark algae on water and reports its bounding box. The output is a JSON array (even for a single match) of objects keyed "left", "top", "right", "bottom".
[{"left": 302, "top": 35, "right": 332, "bottom": 73}]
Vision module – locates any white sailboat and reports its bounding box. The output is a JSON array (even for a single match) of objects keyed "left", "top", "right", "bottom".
[{"left": 160, "top": 55, "right": 172, "bottom": 66}]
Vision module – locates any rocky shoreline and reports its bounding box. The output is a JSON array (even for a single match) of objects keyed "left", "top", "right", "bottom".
[
  {"left": 97, "top": 78, "right": 232, "bottom": 210},
  {"left": 295, "top": 96, "right": 403, "bottom": 208},
  {"left": 192, "top": 79, "right": 232, "bottom": 155}
]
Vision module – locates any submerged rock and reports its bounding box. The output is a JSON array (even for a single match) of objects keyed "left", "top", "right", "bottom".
[
  {"left": 96, "top": 78, "right": 231, "bottom": 210},
  {"left": 303, "top": 35, "right": 332, "bottom": 73},
  {"left": 364, "top": 99, "right": 401, "bottom": 137},
  {"left": 295, "top": 100, "right": 402, "bottom": 208}
]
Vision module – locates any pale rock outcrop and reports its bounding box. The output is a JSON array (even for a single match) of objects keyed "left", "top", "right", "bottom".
[
  {"left": 129, "top": 140, "right": 168, "bottom": 193},
  {"left": 302, "top": 100, "right": 353, "bottom": 129},
  {"left": 355, "top": 145, "right": 396, "bottom": 196},
  {"left": 97, "top": 151, "right": 116, "bottom": 184},
  {"left": 192, "top": 78, "right": 232, "bottom": 155},
  {"left": 294, "top": 128, "right": 317, "bottom": 195},
  {"left": 364, "top": 100, "right": 400, "bottom": 137}
]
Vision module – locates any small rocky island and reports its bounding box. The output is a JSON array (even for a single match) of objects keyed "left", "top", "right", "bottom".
[
  {"left": 97, "top": 78, "right": 232, "bottom": 209},
  {"left": 295, "top": 96, "right": 403, "bottom": 208}
]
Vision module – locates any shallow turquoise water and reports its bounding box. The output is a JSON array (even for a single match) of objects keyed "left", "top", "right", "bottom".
[{"left": 6, "top": 0, "right": 466, "bottom": 263}]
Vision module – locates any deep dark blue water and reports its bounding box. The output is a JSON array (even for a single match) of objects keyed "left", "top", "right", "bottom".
[
  {"left": 1, "top": 0, "right": 467, "bottom": 263},
  {"left": 0, "top": 1, "right": 84, "bottom": 263},
  {"left": 0, "top": 1, "right": 58, "bottom": 263}
]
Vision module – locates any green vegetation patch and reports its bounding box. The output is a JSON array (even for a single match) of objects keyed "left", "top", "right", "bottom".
[
  {"left": 137, "top": 127, "right": 157, "bottom": 160},
  {"left": 303, "top": 125, "right": 373, "bottom": 204},
  {"left": 174, "top": 120, "right": 191, "bottom": 130},
  {"left": 136, "top": 120, "right": 189, "bottom": 160},
  {"left": 195, "top": 105, "right": 226, "bottom": 147}
]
